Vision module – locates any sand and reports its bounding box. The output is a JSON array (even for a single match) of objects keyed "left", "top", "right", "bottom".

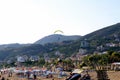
[
  {"left": 0, "top": 71, "right": 120, "bottom": 80},
  {"left": 107, "top": 71, "right": 120, "bottom": 80}
]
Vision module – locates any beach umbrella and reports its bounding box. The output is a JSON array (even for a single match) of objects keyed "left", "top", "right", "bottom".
[
  {"left": 72, "top": 69, "right": 83, "bottom": 74},
  {"left": 57, "top": 67, "right": 63, "bottom": 71}
]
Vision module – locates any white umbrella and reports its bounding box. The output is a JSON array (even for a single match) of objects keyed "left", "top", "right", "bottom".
[{"left": 72, "top": 69, "right": 83, "bottom": 74}]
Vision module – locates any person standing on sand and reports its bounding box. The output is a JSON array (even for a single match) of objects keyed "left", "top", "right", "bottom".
[
  {"left": 1, "top": 77, "right": 5, "bottom": 80},
  {"left": 26, "top": 71, "right": 30, "bottom": 79},
  {"left": 33, "top": 72, "right": 37, "bottom": 80}
]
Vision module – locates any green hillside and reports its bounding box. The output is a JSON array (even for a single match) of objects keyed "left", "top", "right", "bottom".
[{"left": 0, "top": 23, "right": 120, "bottom": 61}]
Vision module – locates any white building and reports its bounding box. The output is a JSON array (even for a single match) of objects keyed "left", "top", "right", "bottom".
[
  {"left": 80, "top": 40, "right": 89, "bottom": 48},
  {"left": 30, "top": 56, "right": 39, "bottom": 61},
  {"left": 17, "top": 56, "right": 25, "bottom": 62},
  {"left": 79, "top": 48, "right": 87, "bottom": 55}
]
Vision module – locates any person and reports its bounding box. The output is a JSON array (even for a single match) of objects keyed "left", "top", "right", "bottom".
[
  {"left": 81, "top": 74, "right": 91, "bottom": 80},
  {"left": 66, "top": 72, "right": 73, "bottom": 80},
  {"left": 8, "top": 71, "right": 12, "bottom": 77},
  {"left": 10, "top": 71, "right": 12, "bottom": 77},
  {"left": 85, "top": 74, "right": 91, "bottom": 80},
  {"left": 66, "top": 73, "right": 81, "bottom": 80},
  {"left": 1, "top": 77, "right": 5, "bottom": 80},
  {"left": 26, "top": 71, "right": 30, "bottom": 79},
  {"left": 86, "top": 70, "right": 88, "bottom": 75},
  {"left": 33, "top": 72, "right": 37, "bottom": 80}
]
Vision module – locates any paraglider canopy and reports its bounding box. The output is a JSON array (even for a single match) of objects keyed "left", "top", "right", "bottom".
[
  {"left": 72, "top": 69, "right": 83, "bottom": 74},
  {"left": 54, "top": 30, "right": 64, "bottom": 34}
]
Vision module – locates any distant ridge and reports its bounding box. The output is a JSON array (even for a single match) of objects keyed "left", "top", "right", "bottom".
[
  {"left": 34, "top": 34, "right": 81, "bottom": 45},
  {"left": 0, "top": 43, "right": 30, "bottom": 50},
  {"left": 83, "top": 23, "right": 120, "bottom": 40}
]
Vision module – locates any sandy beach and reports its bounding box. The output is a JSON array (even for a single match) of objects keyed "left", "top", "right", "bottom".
[{"left": 0, "top": 71, "right": 120, "bottom": 80}]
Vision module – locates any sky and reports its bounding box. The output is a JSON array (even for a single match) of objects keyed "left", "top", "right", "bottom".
[{"left": 0, "top": 0, "right": 120, "bottom": 44}]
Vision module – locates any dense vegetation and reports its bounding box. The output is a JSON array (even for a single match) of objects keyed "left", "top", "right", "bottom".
[{"left": 82, "top": 51, "right": 120, "bottom": 69}]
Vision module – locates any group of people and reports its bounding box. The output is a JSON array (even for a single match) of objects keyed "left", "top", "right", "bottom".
[
  {"left": 0, "top": 67, "right": 92, "bottom": 80},
  {"left": 0, "top": 70, "right": 12, "bottom": 80},
  {"left": 0, "top": 76, "right": 10, "bottom": 80}
]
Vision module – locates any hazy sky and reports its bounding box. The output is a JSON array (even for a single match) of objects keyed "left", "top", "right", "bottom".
[{"left": 0, "top": 0, "right": 120, "bottom": 44}]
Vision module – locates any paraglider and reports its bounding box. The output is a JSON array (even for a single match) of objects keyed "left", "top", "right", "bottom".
[
  {"left": 54, "top": 30, "right": 64, "bottom": 34},
  {"left": 53, "top": 30, "right": 64, "bottom": 42}
]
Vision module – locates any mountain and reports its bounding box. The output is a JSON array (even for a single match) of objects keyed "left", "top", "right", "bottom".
[
  {"left": 0, "top": 43, "right": 31, "bottom": 50},
  {"left": 0, "top": 23, "right": 120, "bottom": 61},
  {"left": 34, "top": 34, "right": 81, "bottom": 45},
  {"left": 83, "top": 23, "right": 120, "bottom": 41},
  {"left": 81, "top": 23, "right": 120, "bottom": 51},
  {"left": 0, "top": 44, "right": 47, "bottom": 61}
]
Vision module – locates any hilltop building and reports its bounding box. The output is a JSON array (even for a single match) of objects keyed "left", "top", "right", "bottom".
[{"left": 80, "top": 39, "right": 89, "bottom": 48}]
